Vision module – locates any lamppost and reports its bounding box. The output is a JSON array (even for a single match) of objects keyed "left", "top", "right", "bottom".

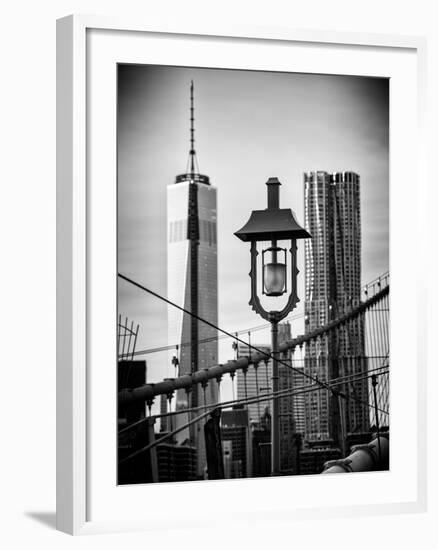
[{"left": 234, "top": 177, "right": 311, "bottom": 475}]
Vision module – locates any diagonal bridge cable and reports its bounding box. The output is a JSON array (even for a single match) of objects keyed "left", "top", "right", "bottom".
[
  {"left": 118, "top": 365, "right": 389, "bottom": 437},
  {"left": 118, "top": 273, "right": 388, "bottom": 418},
  {"left": 122, "top": 273, "right": 388, "bottom": 358},
  {"left": 125, "top": 310, "right": 305, "bottom": 358},
  {"left": 119, "top": 368, "right": 389, "bottom": 464},
  {"left": 119, "top": 273, "right": 336, "bottom": 388}
]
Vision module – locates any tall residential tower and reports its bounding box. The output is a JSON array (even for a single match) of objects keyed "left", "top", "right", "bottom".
[
  {"left": 167, "top": 82, "right": 218, "bottom": 477},
  {"left": 304, "top": 171, "right": 368, "bottom": 445}
]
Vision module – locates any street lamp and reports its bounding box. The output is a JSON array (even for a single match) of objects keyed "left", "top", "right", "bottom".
[{"left": 234, "top": 177, "right": 311, "bottom": 475}]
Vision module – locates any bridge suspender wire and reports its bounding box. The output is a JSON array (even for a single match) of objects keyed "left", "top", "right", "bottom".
[
  {"left": 121, "top": 309, "right": 388, "bottom": 359},
  {"left": 120, "top": 408, "right": 213, "bottom": 465},
  {"left": 118, "top": 274, "right": 388, "bottom": 428},
  {"left": 118, "top": 273, "right": 386, "bottom": 387},
  {"left": 119, "top": 365, "right": 390, "bottom": 437},
  {"left": 120, "top": 276, "right": 388, "bottom": 359},
  {"left": 119, "top": 378, "right": 389, "bottom": 464},
  {"left": 118, "top": 273, "right": 327, "bottom": 385},
  {"left": 254, "top": 361, "right": 261, "bottom": 422},
  {"left": 118, "top": 273, "right": 388, "bottom": 423},
  {"left": 125, "top": 312, "right": 305, "bottom": 359},
  {"left": 119, "top": 369, "right": 390, "bottom": 464}
]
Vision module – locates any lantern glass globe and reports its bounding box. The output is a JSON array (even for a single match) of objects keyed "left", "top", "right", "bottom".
[{"left": 264, "top": 262, "right": 286, "bottom": 296}]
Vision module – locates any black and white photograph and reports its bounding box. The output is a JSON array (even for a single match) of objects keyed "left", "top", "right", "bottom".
[
  {"left": 117, "top": 64, "right": 390, "bottom": 484},
  {"left": 2, "top": 0, "right": 435, "bottom": 544}
]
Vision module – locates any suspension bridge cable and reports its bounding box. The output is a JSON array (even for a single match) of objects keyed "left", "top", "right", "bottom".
[
  {"left": 122, "top": 311, "right": 305, "bottom": 358},
  {"left": 119, "top": 369, "right": 390, "bottom": 464},
  {"left": 118, "top": 273, "right": 324, "bottom": 383},
  {"left": 118, "top": 273, "right": 388, "bottom": 420},
  {"left": 119, "top": 367, "right": 390, "bottom": 437},
  {"left": 120, "top": 274, "right": 388, "bottom": 359}
]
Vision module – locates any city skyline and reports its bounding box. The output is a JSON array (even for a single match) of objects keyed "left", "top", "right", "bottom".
[
  {"left": 117, "top": 64, "right": 390, "bottom": 482},
  {"left": 118, "top": 64, "right": 389, "bottom": 396}
]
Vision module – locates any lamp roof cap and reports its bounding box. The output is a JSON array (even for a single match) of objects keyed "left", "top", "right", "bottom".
[
  {"left": 234, "top": 177, "right": 311, "bottom": 242},
  {"left": 234, "top": 208, "right": 311, "bottom": 242}
]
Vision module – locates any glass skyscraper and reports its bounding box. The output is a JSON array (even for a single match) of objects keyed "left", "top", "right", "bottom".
[{"left": 166, "top": 83, "right": 218, "bottom": 477}]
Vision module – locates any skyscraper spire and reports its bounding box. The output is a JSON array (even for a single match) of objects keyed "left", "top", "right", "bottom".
[
  {"left": 175, "top": 80, "right": 209, "bottom": 186},
  {"left": 189, "top": 80, "right": 196, "bottom": 175}
]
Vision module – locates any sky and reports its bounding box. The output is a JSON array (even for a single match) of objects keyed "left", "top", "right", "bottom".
[{"left": 117, "top": 64, "right": 389, "bottom": 394}]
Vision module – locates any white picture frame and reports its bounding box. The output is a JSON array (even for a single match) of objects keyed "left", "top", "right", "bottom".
[{"left": 56, "top": 15, "right": 428, "bottom": 535}]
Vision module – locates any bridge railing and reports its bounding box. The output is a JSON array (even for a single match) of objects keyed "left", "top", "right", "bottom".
[
  {"left": 118, "top": 283, "right": 389, "bottom": 414},
  {"left": 118, "top": 272, "right": 390, "bottom": 474}
]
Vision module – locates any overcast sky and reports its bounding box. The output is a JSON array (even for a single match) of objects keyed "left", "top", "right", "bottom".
[{"left": 118, "top": 64, "right": 389, "bottom": 390}]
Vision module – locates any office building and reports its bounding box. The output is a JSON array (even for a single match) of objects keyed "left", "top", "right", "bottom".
[
  {"left": 236, "top": 323, "right": 304, "bottom": 473},
  {"left": 300, "top": 445, "right": 342, "bottom": 475},
  {"left": 156, "top": 441, "right": 197, "bottom": 482},
  {"left": 236, "top": 343, "right": 272, "bottom": 426},
  {"left": 118, "top": 359, "right": 149, "bottom": 484},
  {"left": 277, "top": 323, "right": 304, "bottom": 473},
  {"left": 251, "top": 407, "right": 271, "bottom": 477},
  {"left": 118, "top": 360, "right": 147, "bottom": 426},
  {"left": 167, "top": 82, "right": 218, "bottom": 477},
  {"left": 221, "top": 407, "right": 252, "bottom": 478}
]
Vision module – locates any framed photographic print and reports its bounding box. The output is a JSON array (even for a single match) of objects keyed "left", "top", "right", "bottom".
[{"left": 57, "top": 15, "right": 427, "bottom": 535}]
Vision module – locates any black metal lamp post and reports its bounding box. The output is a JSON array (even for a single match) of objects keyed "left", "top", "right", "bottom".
[{"left": 234, "top": 177, "right": 311, "bottom": 475}]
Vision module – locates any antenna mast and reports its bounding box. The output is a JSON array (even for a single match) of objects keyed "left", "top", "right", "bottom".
[{"left": 190, "top": 80, "right": 196, "bottom": 176}]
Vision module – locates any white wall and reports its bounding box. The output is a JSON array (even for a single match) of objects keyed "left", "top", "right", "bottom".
[{"left": 0, "top": 0, "right": 436, "bottom": 547}]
